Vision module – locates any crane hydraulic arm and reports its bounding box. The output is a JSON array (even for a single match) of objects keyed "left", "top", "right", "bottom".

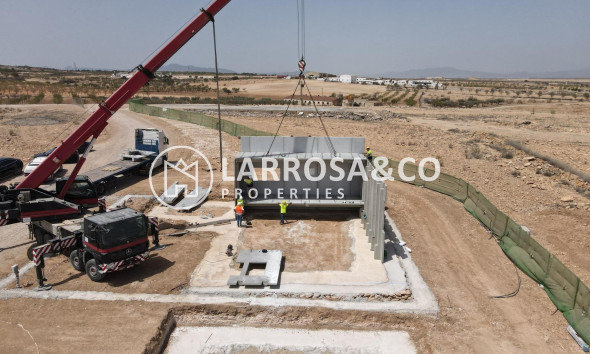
[{"left": 16, "top": 0, "right": 231, "bottom": 194}]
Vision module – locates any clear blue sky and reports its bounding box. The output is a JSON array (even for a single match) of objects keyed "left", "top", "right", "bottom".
[{"left": 1, "top": 0, "right": 589, "bottom": 75}]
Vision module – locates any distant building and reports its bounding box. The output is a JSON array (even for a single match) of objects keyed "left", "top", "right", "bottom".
[
  {"left": 339, "top": 74, "right": 357, "bottom": 84},
  {"left": 283, "top": 95, "right": 337, "bottom": 106},
  {"left": 111, "top": 72, "right": 131, "bottom": 79}
]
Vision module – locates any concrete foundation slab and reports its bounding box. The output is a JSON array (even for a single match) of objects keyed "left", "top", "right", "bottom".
[
  {"left": 189, "top": 209, "right": 406, "bottom": 296},
  {"left": 227, "top": 250, "right": 282, "bottom": 286},
  {"left": 165, "top": 326, "right": 415, "bottom": 354}
]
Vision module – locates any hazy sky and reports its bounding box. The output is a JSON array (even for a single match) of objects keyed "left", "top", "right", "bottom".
[{"left": 1, "top": 0, "right": 589, "bottom": 75}]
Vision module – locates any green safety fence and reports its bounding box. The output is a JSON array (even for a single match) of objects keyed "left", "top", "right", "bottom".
[
  {"left": 129, "top": 99, "right": 272, "bottom": 137},
  {"left": 385, "top": 159, "right": 590, "bottom": 344},
  {"left": 129, "top": 100, "right": 590, "bottom": 344}
]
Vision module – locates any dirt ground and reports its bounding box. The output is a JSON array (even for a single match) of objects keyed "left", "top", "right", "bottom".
[
  {"left": 0, "top": 223, "right": 33, "bottom": 279},
  {"left": 239, "top": 212, "right": 355, "bottom": 272},
  {"left": 1, "top": 96, "right": 589, "bottom": 352},
  {"left": 15, "top": 231, "right": 214, "bottom": 294},
  {"left": 0, "top": 298, "right": 170, "bottom": 354}
]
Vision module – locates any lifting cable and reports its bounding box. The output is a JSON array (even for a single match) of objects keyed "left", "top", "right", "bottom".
[
  {"left": 266, "top": 0, "right": 336, "bottom": 156},
  {"left": 201, "top": 8, "right": 224, "bottom": 170}
]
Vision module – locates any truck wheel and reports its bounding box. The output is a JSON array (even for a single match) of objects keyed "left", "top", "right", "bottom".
[
  {"left": 69, "top": 250, "right": 84, "bottom": 271},
  {"left": 96, "top": 183, "right": 105, "bottom": 196},
  {"left": 85, "top": 259, "right": 105, "bottom": 282}
]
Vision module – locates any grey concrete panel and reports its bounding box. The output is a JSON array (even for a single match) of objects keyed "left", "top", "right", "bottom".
[
  {"left": 175, "top": 187, "right": 208, "bottom": 210},
  {"left": 160, "top": 181, "right": 186, "bottom": 204},
  {"left": 228, "top": 250, "right": 282, "bottom": 287},
  {"left": 241, "top": 136, "right": 365, "bottom": 154}
]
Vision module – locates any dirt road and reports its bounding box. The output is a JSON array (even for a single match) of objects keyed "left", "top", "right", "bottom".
[{"left": 83, "top": 107, "right": 181, "bottom": 171}]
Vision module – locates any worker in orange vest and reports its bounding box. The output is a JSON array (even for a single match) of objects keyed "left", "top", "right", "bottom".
[{"left": 235, "top": 202, "right": 244, "bottom": 227}]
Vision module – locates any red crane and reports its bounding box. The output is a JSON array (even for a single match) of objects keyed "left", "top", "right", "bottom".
[
  {"left": 18, "top": 0, "right": 230, "bottom": 196},
  {"left": 0, "top": 0, "right": 231, "bottom": 224}
]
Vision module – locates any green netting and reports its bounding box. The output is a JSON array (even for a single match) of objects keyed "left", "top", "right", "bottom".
[
  {"left": 464, "top": 184, "right": 497, "bottom": 230},
  {"left": 525, "top": 237, "right": 551, "bottom": 281},
  {"left": 130, "top": 100, "right": 590, "bottom": 345},
  {"left": 490, "top": 210, "right": 509, "bottom": 239},
  {"left": 386, "top": 159, "right": 467, "bottom": 202},
  {"left": 545, "top": 256, "right": 579, "bottom": 312},
  {"left": 424, "top": 172, "right": 468, "bottom": 203},
  {"left": 129, "top": 100, "right": 272, "bottom": 137},
  {"left": 564, "top": 279, "right": 590, "bottom": 347}
]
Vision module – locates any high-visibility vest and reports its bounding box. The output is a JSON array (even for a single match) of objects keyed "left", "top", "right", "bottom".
[
  {"left": 279, "top": 203, "right": 288, "bottom": 214},
  {"left": 244, "top": 178, "right": 253, "bottom": 185},
  {"left": 366, "top": 149, "right": 373, "bottom": 157},
  {"left": 235, "top": 205, "right": 244, "bottom": 215},
  {"left": 236, "top": 198, "right": 244, "bottom": 205}
]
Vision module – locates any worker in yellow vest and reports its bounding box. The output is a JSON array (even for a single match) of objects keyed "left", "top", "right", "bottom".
[
  {"left": 243, "top": 177, "right": 254, "bottom": 199},
  {"left": 279, "top": 200, "right": 290, "bottom": 225},
  {"left": 365, "top": 147, "right": 373, "bottom": 163}
]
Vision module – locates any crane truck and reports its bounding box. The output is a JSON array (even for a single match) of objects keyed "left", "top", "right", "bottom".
[{"left": 0, "top": 0, "right": 231, "bottom": 289}]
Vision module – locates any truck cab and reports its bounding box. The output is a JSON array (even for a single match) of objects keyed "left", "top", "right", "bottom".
[
  {"left": 131, "top": 128, "right": 169, "bottom": 167},
  {"left": 55, "top": 175, "right": 98, "bottom": 207},
  {"left": 73, "top": 208, "right": 150, "bottom": 281}
]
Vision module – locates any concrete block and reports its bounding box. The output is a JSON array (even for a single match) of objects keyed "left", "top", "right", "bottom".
[
  {"left": 160, "top": 181, "right": 186, "bottom": 205},
  {"left": 228, "top": 250, "right": 282, "bottom": 287},
  {"left": 175, "top": 187, "right": 208, "bottom": 210}
]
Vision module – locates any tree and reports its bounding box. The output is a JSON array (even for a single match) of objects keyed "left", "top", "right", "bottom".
[
  {"left": 537, "top": 90, "right": 543, "bottom": 98},
  {"left": 584, "top": 92, "right": 589, "bottom": 101}
]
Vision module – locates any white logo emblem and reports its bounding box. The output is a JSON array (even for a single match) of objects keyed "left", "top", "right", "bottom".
[{"left": 149, "top": 146, "right": 213, "bottom": 210}]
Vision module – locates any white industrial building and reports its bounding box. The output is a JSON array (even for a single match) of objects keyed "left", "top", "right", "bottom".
[{"left": 339, "top": 74, "right": 357, "bottom": 84}]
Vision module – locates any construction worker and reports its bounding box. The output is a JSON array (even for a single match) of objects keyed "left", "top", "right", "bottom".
[
  {"left": 279, "top": 200, "right": 289, "bottom": 225},
  {"left": 243, "top": 177, "right": 254, "bottom": 199},
  {"left": 244, "top": 177, "right": 254, "bottom": 189},
  {"left": 365, "top": 147, "right": 373, "bottom": 163},
  {"left": 235, "top": 202, "right": 244, "bottom": 227}
]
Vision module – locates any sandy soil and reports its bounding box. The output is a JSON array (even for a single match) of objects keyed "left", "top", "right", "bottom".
[
  {"left": 16, "top": 231, "right": 214, "bottom": 294},
  {"left": 1, "top": 98, "right": 589, "bottom": 352},
  {"left": 387, "top": 182, "right": 579, "bottom": 352},
  {"left": 239, "top": 212, "right": 355, "bottom": 272},
  {"left": 0, "top": 298, "right": 169, "bottom": 354},
  {"left": 221, "top": 107, "right": 590, "bottom": 284},
  {"left": 226, "top": 78, "right": 388, "bottom": 99},
  {"left": 0, "top": 223, "right": 33, "bottom": 280}
]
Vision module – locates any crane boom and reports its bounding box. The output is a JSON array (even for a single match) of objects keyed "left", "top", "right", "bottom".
[{"left": 17, "top": 0, "right": 231, "bottom": 190}]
